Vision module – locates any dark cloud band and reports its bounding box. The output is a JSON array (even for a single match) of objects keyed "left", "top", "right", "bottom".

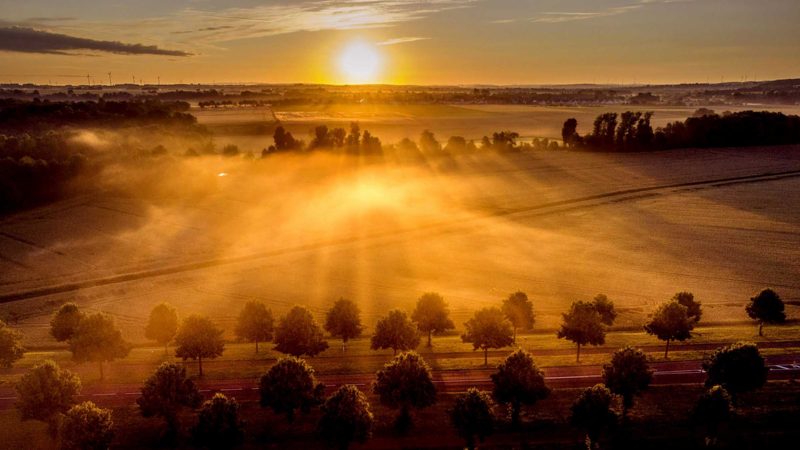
[{"left": 0, "top": 27, "right": 191, "bottom": 56}]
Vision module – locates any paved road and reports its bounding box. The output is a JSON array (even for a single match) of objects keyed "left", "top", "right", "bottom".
[{"left": 2, "top": 354, "right": 798, "bottom": 410}]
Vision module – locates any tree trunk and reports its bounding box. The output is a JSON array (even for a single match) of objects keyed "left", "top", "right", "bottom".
[
  {"left": 427, "top": 331, "right": 432, "bottom": 347},
  {"left": 665, "top": 339, "right": 670, "bottom": 358},
  {"left": 759, "top": 321, "right": 764, "bottom": 337},
  {"left": 198, "top": 356, "right": 203, "bottom": 377},
  {"left": 576, "top": 343, "right": 581, "bottom": 363}
]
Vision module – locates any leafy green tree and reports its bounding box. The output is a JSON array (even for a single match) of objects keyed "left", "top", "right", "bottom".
[
  {"left": 571, "top": 384, "right": 617, "bottom": 450},
  {"left": 274, "top": 306, "right": 329, "bottom": 357},
  {"left": 50, "top": 303, "right": 83, "bottom": 342},
  {"left": 15, "top": 360, "right": 81, "bottom": 436},
  {"left": 644, "top": 302, "right": 693, "bottom": 358},
  {"left": 692, "top": 385, "right": 733, "bottom": 447},
  {"left": 234, "top": 301, "right": 274, "bottom": 353},
  {"left": 319, "top": 385, "right": 374, "bottom": 450},
  {"left": 371, "top": 309, "right": 420, "bottom": 355},
  {"left": 501, "top": 291, "right": 535, "bottom": 343},
  {"left": 592, "top": 294, "right": 617, "bottom": 326},
  {"left": 557, "top": 301, "right": 606, "bottom": 362},
  {"left": 462, "top": 307, "right": 514, "bottom": 366},
  {"left": 174, "top": 315, "right": 225, "bottom": 377},
  {"left": 69, "top": 313, "right": 131, "bottom": 379},
  {"left": 601, "top": 347, "right": 652, "bottom": 418},
  {"left": 145, "top": 303, "right": 178, "bottom": 355},
  {"left": 0, "top": 319, "right": 24, "bottom": 368},
  {"left": 192, "top": 393, "right": 244, "bottom": 449},
  {"left": 745, "top": 288, "right": 785, "bottom": 336},
  {"left": 672, "top": 291, "right": 702, "bottom": 323},
  {"left": 450, "top": 388, "right": 494, "bottom": 450},
  {"left": 411, "top": 292, "right": 454, "bottom": 347},
  {"left": 491, "top": 349, "right": 550, "bottom": 429},
  {"left": 260, "top": 356, "right": 324, "bottom": 423},
  {"left": 373, "top": 352, "right": 436, "bottom": 433},
  {"left": 60, "top": 401, "right": 114, "bottom": 450},
  {"left": 137, "top": 362, "right": 201, "bottom": 439},
  {"left": 702, "top": 342, "right": 768, "bottom": 397},
  {"left": 324, "top": 298, "right": 363, "bottom": 351}
]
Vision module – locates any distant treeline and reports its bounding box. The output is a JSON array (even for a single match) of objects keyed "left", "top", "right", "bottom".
[{"left": 564, "top": 110, "right": 800, "bottom": 152}]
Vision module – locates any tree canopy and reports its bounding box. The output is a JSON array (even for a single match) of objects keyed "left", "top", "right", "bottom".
[
  {"left": 15, "top": 360, "right": 81, "bottom": 435},
  {"left": 371, "top": 309, "right": 420, "bottom": 355},
  {"left": 557, "top": 301, "right": 606, "bottom": 362},
  {"left": 672, "top": 291, "right": 702, "bottom": 323},
  {"left": 145, "top": 303, "right": 178, "bottom": 354},
  {"left": 592, "top": 294, "right": 617, "bottom": 326},
  {"left": 174, "top": 315, "right": 225, "bottom": 377},
  {"left": 60, "top": 401, "right": 114, "bottom": 450},
  {"left": 692, "top": 385, "right": 733, "bottom": 446},
  {"left": 411, "top": 292, "right": 455, "bottom": 347},
  {"left": 259, "top": 356, "right": 324, "bottom": 423},
  {"left": 0, "top": 319, "right": 24, "bottom": 369},
  {"left": 501, "top": 291, "right": 535, "bottom": 343},
  {"left": 50, "top": 303, "right": 83, "bottom": 342},
  {"left": 602, "top": 346, "right": 653, "bottom": 417},
  {"left": 324, "top": 298, "right": 364, "bottom": 350},
  {"left": 274, "top": 306, "right": 329, "bottom": 357},
  {"left": 191, "top": 393, "right": 244, "bottom": 449},
  {"left": 745, "top": 288, "right": 786, "bottom": 336},
  {"left": 450, "top": 388, "right": 494, "bottom": 450},
  {"left": 570, "top": 384, "right": 617, "bottom": 450},
  {"left": 702, "top": 342, "right": 768, "bottom": 397},
  {"left": 462, "top": 307, "right": 514, "bottom": 366},
  {"left": 234, "top": 301, "right": 274, "bottom": 353},
  {"left": 68, "top": 313, "right": 131, "bottom": 379},
  {"left": 373, "top": 352, "right": 436, "bottom": 432},
  {"left": 319, "top": 385, "right": 374, "bottom": 450},
  {"left": 491, "top": 349, "right": 550, "bottom": 428},
  {"left": 644, "top": 301, "right": 694, "bottom": 358}
]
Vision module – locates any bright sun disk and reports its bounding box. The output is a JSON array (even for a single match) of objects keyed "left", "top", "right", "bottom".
[{"left": 338, "top": 42, "right": 382, "bottom": 84}]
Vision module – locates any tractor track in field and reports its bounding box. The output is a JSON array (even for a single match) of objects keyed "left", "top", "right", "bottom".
[{"left": 2, "top": 167, "right": 800, "bottom": 304}]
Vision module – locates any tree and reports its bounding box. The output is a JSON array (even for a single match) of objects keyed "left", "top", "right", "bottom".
[
  {"left": 644, "top": 301, "right": 693, "bottom": 358},
  {"left": 60, "top": 401, "right": 114, "bottom": 450},
  {"left": 601, "top": 347, "right": 652, "bottom": 418},
  {"left": 461, "top": 307, "right": 514, "bottom": 366},
  {"left": 234, "top": 301, "right": 274, "bottom": 353},
  {"left": 0, "top": 319, "right": 24, "bottom": 368},
  {"left": 592, "top": 294, "right": 617, "bottom": 326},
  {"left": 371, "top": 309, "right": 420, "bottom": 355},
  {"left": 15, "top": 360, "right": 81, "bottom": 436},
  {"left": 672, "top": 291, "right": 702, "bottom": 323},
  {"left": 192, "top": 393, "right": 244, "bottom": 449},
  {"left": 562, "top": 118, "right": 579, "bottom": 148},
  {"left": 324, "top": 298, "right": 363, "bottom": 351},
  {"left": 557, "top": 301, "right": 606, "bottom": 362},
  {"left": 745, "top": 288, "right": 785, "bottom": 336},
  {"left": 373, "top": 352, "right": 436, "bottom": 432},
  {"left": 137, "top": 362, "right": 201, "bottom": 439},
  {"left": 274, "top": 306, "right": 329, "bottom": 357},
  {"left": 145, "top": 303, "right": 178, "bottom": 355},
  {"left": 491, "top": 349, "right": 550, "bottom": 429},
  {"left": 50, "top": 303, "right": 83, "bottom": 342},
  {"left": 68, "top": 313, "right": 131, "bottom": 379},
  {"left": 319, "top": 385, "right": 374, "bottom": 450},
  {"left": 692, "top": 385, "right": 733, "bottom": 447},
  {"left": 702, "top": 342, "right": 768, "bottom": 397},
  {"left": 501, "top": 291, "right": 535, "bottom": 343},
  {"left": 571, "top": 384, "right": 617, "bottom": 450},
  {"left": 411, "top": 292, "right": 454, "bottom": 347},
  {"left": 450, "top": 388, "right": 494, "bottom": 450},
  {"left": 174, "top": 315, "right": 225, "bottom": 377},
  {"left": 259, "top": 356, "right": 324, "bottom": 423}
]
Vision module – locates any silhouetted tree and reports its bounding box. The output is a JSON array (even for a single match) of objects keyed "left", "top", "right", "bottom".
[
  {"left": 273, "top": 126, "right": 300, "bottom": 151},
  {"left": 311, "top": 125, "right": 332, "bottom": 149},
  {"left": 145, "top": 303, "right": 178, "bottom": 355},
  {"left": 138, "top": 362, "right": 202, "bottom": 440},
  {"left": 745, "top": 288, "right": 785, "bottom": 336},
  {"left": 692, "top": 385, "right": 733, "bottom": 447},
  {"left": 174, "top": 315, "right": 225, "bottom": 377},
  {"left": 16, "top": 360, "right": 81, "bottom": 437},
  {"left": 60, "top": 401, "right": 114, "bottom": 450},
  {"left": 234, "top": 301, "right": 274, "bottom": 353},
  {"left": 635, "top": 112, "right": 654, "bottom": 148},
  {"left": 562, "top": 118, "right": 579, "bottom": 148},
  {"left": 222, "top": 144, "right": 239, "bottom": 157},
  {"left": 501, "top": 291, "right": 535, "bottom": 344},
  {"left": 69, "top": 313, "right": 131, "bottom": 379},
  {"left": 419, "top": 130, "right": 442, "bottom": 156},
  {"left": 450, "top": 388, "right": 494, "bottom": 450},
  {"left": 702, "top": 342, "right": 768, "bottom": 398},
  {"left": 444, "top": 136, "right": 467, "bottom": 154},
  {"left": 491, "top": 131, "right": 520, "bottom": 151},
  {"left": 411, "top": 292, "right": 454, "bottom": 347},
  {"left": 331, "top": 127, "right": 347, "bottom": 147},
  {"left": 0, "top": 319, "right": 24, "bottom": 368},
  {"left": 571, "top": 384, "right": 617, "bottom": 450},
  {"left": 346, "top": 122, "right": 361, "bottom": 150},
  {"left": 644, "top": 302, "right": 693, "bottom": 358},
  {"left": 361, "top": 130, "right": 382, "bottom": 155},
  {"left": 259, "top": 356, "right": 324, "bottom": 424},
  {"left": 192, "top": 393, "right": 244, "bottom": 449},
  {"left": 462, "top": 307, "right": 514, "bottom": 366},
  {"left": 557, "top": 301, "right": 606, "bottom": 362},
  {"left": 371, "top": 309, "right": 420, "bottom": 355},
  {"left": 319, "top": 385, "right": 374, "bottom": 450},
  {"left": 673, "top": 291, "right": 702, "bottom": 323},
  {"left": 324, "top": 298, "right": 363, "bottom": 351},
  {"left": 592, "top": 294, "right": 617, "bottom": 326},
  {"left": 50, "top": 303, "right": 83, "bottom": 342},
  {"left": 602, "top": 347, "right": 652, "bottom": 418},
  {"left": 373, "top": 352, "right": 436, "bottom": 433},
  {"left": 491, "top": 349, "right": 550, "bottom": 429},
  {"left": 274, "top": 306, "right": 329, "bottom": 357},
  {"left": 587, "top": 113, "right": 618, "bottom": 149}
]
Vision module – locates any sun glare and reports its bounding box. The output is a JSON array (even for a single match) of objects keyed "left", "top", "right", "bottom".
[{"left": 338, "top": 41, "right": 382, "bottom": 84}]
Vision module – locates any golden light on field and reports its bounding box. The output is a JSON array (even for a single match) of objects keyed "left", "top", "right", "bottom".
[{"left": 337, "top": 41, "right": 382, "bottom": 84}]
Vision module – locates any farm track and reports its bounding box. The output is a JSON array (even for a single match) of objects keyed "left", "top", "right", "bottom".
[{"left": 2, "top": 167, "right": 800, "bottom": 304}]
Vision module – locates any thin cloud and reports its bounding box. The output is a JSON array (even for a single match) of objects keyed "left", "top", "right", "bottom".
[
  {"left": 377, "top": 37, "right": 430, "bottom": 46},
  {"left": 531, "top": 5, "right": 643, "bottom": 23},
  {"left": 0, "top": 27, "right": 192, "bottom": 56}
]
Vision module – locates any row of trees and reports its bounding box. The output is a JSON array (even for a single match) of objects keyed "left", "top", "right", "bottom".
[{"left": 13, "top": 339, "right": 770, "bottom": 449}]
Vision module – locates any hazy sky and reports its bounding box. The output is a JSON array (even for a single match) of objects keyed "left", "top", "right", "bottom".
[{"left": 0, "top": 0, "right": 798, "bottom": 85}]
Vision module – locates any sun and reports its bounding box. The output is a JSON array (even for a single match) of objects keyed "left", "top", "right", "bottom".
[{"left": 338, "top": 41, "right": 382, "bottom": 84}]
